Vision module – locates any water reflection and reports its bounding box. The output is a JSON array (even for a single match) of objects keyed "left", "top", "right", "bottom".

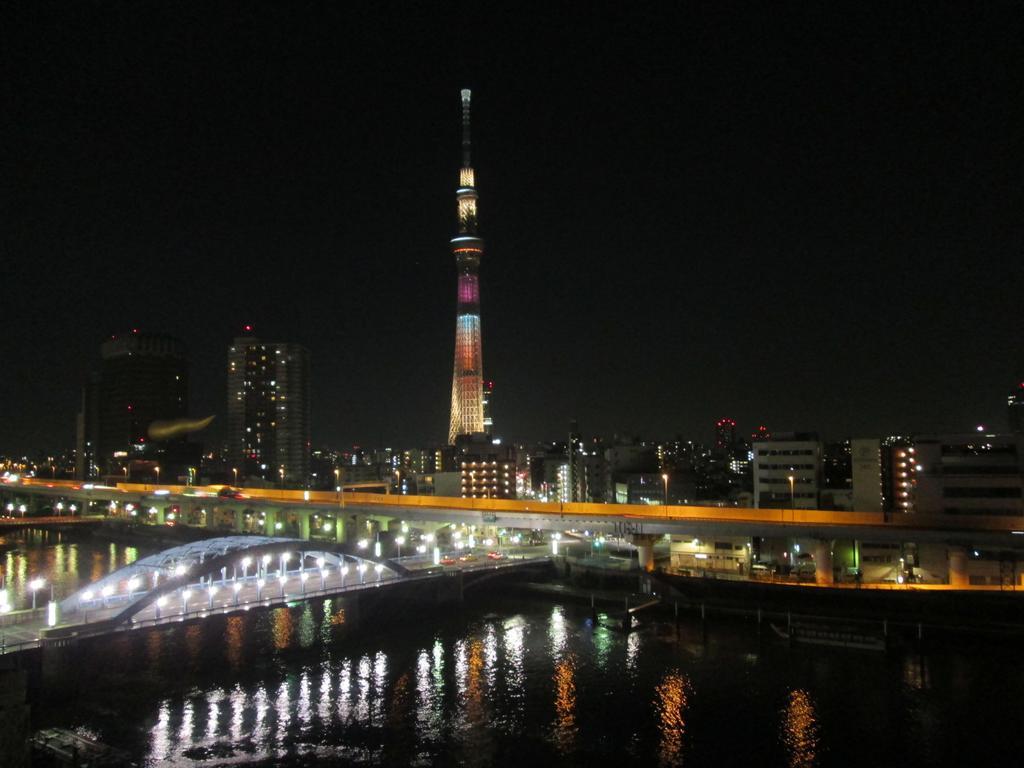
[
  {"left": 781, "top": 689, "right": 819, "bottom": 767},
  {"left": 28, "top": 584, "right": 1004, "bottom": 768},
  {"left": 272, "top": 607, "right": 294, "bottom": 650},
  {"left": 224, "top": 615, "right": 244, "bottom": 671},
  {"left": 654, "top": 669, "right": 691, "bottom": 766},
  {"left": 552, "top": 654, "right": 578, "bottom": 753}
]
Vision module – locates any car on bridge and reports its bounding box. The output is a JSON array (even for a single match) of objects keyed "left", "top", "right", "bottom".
[
  {"left": 458, "top": 553, "right": 477, "bottom": 563},
  {"left": 440, "top": 556, "right": 457, "bottom": 566},
  {"left": 486, "top": 551, "right": 504, "bottom": 560},
  {"left": 217, "top": 487, "right": 248, "bottom": 500}
]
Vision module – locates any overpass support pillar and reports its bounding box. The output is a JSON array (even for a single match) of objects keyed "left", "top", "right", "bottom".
[
  {"left": 334, "top": 516, "right": 346, "bottom": 544},
  {"left": 264, "top": 509, "right": 277, "bottom": 537},
  {"left": 630, "top": 534, "right": 659, "bottom": 572},
  {"left": 814, "top": 540, "right": 834, "bottom": 586},
  {"left": 299, "top": 512, "right": 311, "bottom": 541},
  {"left": 234, "top": 508, "right": 245, "bottom": 533},
  {"left": 948, "top": 546, "right": 969, "bottom": 588},
  {"left": 155, "top": 507, "right": 166, "bottom": 526}
]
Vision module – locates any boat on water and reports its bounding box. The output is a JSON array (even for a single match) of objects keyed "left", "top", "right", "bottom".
[{"left": 770, "top": 621, "right": 887, "bottom": 651}]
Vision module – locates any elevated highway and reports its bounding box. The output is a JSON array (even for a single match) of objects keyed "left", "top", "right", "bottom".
[{"left": 4, "top": 478, "right": 1024, "bottom": 549}]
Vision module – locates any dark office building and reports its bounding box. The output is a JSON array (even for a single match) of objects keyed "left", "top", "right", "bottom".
[
  {"left": 77, "top": 332, "right": 189, "bottom": 479},
  {"left": 1009, "top": 382, "right": 1024, "bottom": 434}
]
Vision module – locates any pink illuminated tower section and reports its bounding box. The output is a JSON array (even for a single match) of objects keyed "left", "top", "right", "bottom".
[{"left": 448, "top": 89, "right": 486, "bottom": 444}]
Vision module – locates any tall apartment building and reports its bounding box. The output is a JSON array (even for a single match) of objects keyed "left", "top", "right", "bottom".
[
  {"left": 455, "top": 434, "right": 515, "bottom": 499},
  {"left": 753, "top": 434, "right": 822, "bottom": 509},
  {"left": 226, "top": 331, "right": 310, "bottom": 486}
]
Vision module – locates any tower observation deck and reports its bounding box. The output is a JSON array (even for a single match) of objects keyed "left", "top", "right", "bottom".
[{"left": 448, "top": 89, "right": 485, "bottom": 444}]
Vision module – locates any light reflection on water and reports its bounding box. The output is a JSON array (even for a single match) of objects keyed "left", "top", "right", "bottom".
[
  {"left": 781, "top": 688, "right": 819, "bottom": 768},
  {"left": 0, "top": 530, "right": 155, "bottom": 608},
  {"left": 654, "top": 669, "right": 691, "bottom": 767},
  {"left": 20, "top": 538, "right": 1023, "bottom": 767}
]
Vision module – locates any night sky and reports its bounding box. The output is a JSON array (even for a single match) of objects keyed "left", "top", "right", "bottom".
[{"left": 3, "top": 3, "right": 1022, "bottom": 454}]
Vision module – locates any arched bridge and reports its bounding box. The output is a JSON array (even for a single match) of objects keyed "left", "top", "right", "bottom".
[{"left": 58, "top": 536, "right": 411, "bottom": 630}]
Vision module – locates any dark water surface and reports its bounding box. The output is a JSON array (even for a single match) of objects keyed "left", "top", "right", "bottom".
[{"left": 11, "top": 532, "right": 1024, "bottom": 766}]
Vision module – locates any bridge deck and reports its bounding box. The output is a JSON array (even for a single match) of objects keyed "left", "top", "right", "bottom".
[{"left": 0, "top": 556, "right": 547, "bottom": 655}]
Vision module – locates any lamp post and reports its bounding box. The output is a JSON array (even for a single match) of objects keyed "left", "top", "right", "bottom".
[
  {"left": 279, "top": 466, "right": 285, "bottom": 489},
  {"left": 181, "top": 589, "right": 191, "bottom": 615},
  {"left": 661, "top": 473, "right": 669, "bottom": 515},
  {"left": 317, "top": 557, "right": 326, "bottom": 589},
  {"left": 232, "top": 467, "right": 238, "bottom": 486},
  {"left": 788, "top": 474, "right": 795, "bottom": 509},
  {"left": 358, "top": 563, "right": 367, "bottom": 584},
  {"left": 256, "top": 578, "right": 265, "bottom": 601},
  {"left": 395, "top": 536, "right": 405, "bottom": 559},
  {"left": 156, "top": 596, "right": 167, "bottom": 619},
  {"left": 29, "top": 578, "right": 45, "bottom": 610},
  {"left": 241, "top": 556, "right": 252, "bottom": 580},
  {"left": 375, "top": 563, "right": 384, "bottom": 582},
  {"left": 155, "top": 465, "right": 160, "bottom": 485},
  {"left": 340, "top": 564, "right": 349, "bottom": 587}
]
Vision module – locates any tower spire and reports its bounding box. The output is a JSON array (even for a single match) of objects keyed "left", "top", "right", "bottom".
[{"left": 461, "top": 88, "right": 472, "bottom": 167}]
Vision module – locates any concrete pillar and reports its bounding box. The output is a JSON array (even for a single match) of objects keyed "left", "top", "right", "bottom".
[
  {"left": 334, "top": 516, "right": 346, "bottom": 544},
  {"left": 234, "top": 508, "right": 245, "bottom": 533},
  {"left": 948, "top": 546, "right": 969, "bottom": 588},
  {"left": 264, "top": 509, "right": 277, "bottom": 537},
  {"left": 631, "top": 534, "right": 657, "bottom": 572},
  {"left": 155, "top": 507, "right": 166, "bottom": 526},
  {"left": 299, "top": 511, "right": 310, "bottom": 541},
  {"left": 814, "top": 540, "right": 834, "bottom": 586}
]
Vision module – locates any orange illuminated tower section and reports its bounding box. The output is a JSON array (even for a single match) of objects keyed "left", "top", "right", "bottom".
[{"left": 448, "top": 89, "right": 485, "bottom": 444}]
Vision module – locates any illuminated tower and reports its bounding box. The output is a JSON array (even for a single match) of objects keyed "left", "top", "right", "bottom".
[{"left": 448, "top": 89, "right": 485, "bottom": 444}]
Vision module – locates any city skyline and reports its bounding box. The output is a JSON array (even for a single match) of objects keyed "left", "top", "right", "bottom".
[{"left": 4, "top": 4, "right": 1022, "bottom": 453}]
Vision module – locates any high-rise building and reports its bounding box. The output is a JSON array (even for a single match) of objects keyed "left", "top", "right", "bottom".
[
  {"left": 482, "top": 380, "right": 495, "bottom": 435},
  {"left": 1009, "top": 382, "right": 1024, "bottom": 434},
  {"left": 78, "top": 331, "right": 189, "bottom": 478},
  {"left": 448, "top": 89, "right": 487, "bottom": 444},
  {"left": 226, "top": 329, "right": 311, "bottom": 486},
  {"left": 714, "top": 418, "right": 737, "bottom": 454}
]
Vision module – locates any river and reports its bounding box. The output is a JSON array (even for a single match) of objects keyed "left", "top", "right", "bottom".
[{"left": 6, "top": 530, "right": 1024, "bottom": 766}]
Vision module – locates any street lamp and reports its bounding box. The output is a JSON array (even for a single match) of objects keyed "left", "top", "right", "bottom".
[
  {"left": 340, "top": 564, "right": 349, "bottom": 587},
  {"left": 241, "top": 556, "right": 252, "bottom": 580},
  {"left": 232, "top": 467, "right": 238, "bottom": 485},
  {"left": 358, "top": 563, "right": 367, "bottom": 583},
  {"left": 375, "top": 563, "right": 384, "bottom": 582},
  {"left": 788, "top": 475, "right": 795, "bottom": 508},
  {"left": 154, "top": 465, "right": 160, "bottom": 485},
  {"left": 29, "top": 578, "right": 45, "bottom": 610},
  {"left": 279, "top": 466, "right": 285, "bottom": 489},
  {"left": 233, "top": 581, "right": 243, "bottom": 605},
  {"left": 661, "top": 473, "right": 669, "bottom": 513},
  {"left": 317, "top": 557, "right": 326, "bottom": 589},
  {"left": 395, "top": 536, "right": 405, "bottom": 559},
  {"left": 181, "top": 589, "right": 191, "bottom": 615},
  {"left": 256, "top": 578, "right": 265, "bottom": 601},
  {"left": 156, "top": 596, "right": 168, "bottom": 619},
  {"left": 300, "top": 571, "right": 309, "bottom": 594}
]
